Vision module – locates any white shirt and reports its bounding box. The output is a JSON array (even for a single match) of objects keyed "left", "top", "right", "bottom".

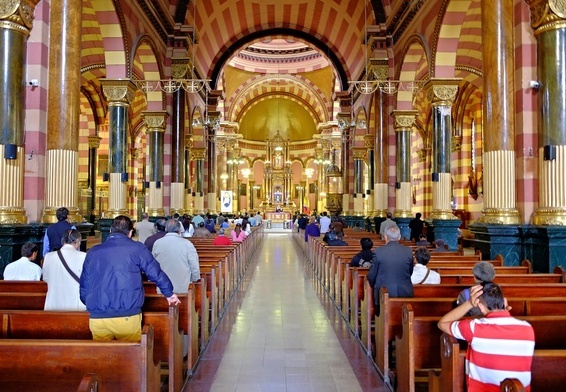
[
  {"left": 411, "top": 263, "right": 441, "bottom": 284},
  {"left": 42, "top": 244, "right": 87, "bottom": 311},
  {"left": 3, "top": 257, "right": 42, "bottom": 281},
  {"left": 319, "top": 216, "right": 331, "bottom": 233}
]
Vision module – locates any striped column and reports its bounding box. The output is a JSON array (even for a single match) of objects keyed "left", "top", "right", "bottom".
[
  {"left": 372, "top": 79, "right": 389, "bottom": 218},
  {"left": 478, "top": 0, "right": 519, "bottom": 224},
  {"left": 41, "top": 0, "right": 82, "bottom": 223},
  {"left": 526, "top": 0, "right": 566, "bottom": 225},
  {"left": 352, "top": 147, "right": 366, "bottom": 215},
  {"left": 142, "top": 111, "right": 168, "bottom": 217},
  {"left": 0, "top": 0, "right": 39, "bottom": 223},
  {"left": 364, "top": 135, "right": 375, "bottom": 215},
  {"left": 428, "top": 80, "right": 460, "bottom": 220},
  {"left": 100, "top": 79, "right": 137, "bottom": 218},
  {"left": 391, "top": 111, "right": 418, "bottom": 218},
  {"left": 191, "top": 148, "right": 206, "bottom": 214}
]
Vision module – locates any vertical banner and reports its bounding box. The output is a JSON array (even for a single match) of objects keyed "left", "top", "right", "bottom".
[{"left": 221, "top": 190, "right": 233, "bottom": 213}]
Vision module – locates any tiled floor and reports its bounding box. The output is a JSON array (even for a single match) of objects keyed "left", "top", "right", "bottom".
[{"left": 185, "top": 232, "right": 389, "bottom": 392}]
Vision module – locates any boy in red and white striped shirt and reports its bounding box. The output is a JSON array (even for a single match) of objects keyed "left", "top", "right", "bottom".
[{"left": 438, "top": 282, "right": 535, "bottom": 391}]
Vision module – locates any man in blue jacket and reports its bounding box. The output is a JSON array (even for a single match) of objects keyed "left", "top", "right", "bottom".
[{"left": 80, "top": 215, "right": 180, "bottom": 341}]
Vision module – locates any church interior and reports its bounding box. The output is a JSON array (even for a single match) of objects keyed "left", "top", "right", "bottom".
[{"left": 1, "top": 0, "right": 566, "bottom": 391}]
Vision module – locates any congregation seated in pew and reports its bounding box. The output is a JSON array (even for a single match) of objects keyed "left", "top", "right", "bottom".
[{"left": 411, "top": 247, "right": 440, "bottom": 285}]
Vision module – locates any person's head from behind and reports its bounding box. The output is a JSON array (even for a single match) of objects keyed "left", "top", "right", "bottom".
[
  {"left": 198, "top": 222, "right": 205, "bottom": 228},
  {"left": 218, "top": 228, "right": 226, "bottom": 236},
  {"left": 56, "top": 207, "right": 69, "bottom": 221},
  {"left": 473, "top": 261, "right": 496, "bottom": 283},
  {"left": 142, "top": 212, "right": 149, "bottom": 220},
  {"left": 110, "top": 215, "right": 134, "bottom": 236},
  {"left": 418, "top": 234, "right": 427, "bottom": 242},
  {"left": 415, "top": 212, "right": 422, "bottom": 219},
  {"left": 477, "top": 282, "right": 506, "bottom": 314},
  {"left": 414, "top": 247, "right": 431, "bottom": 266},
  {"left": 322, "top": 211, "right": 327, "bottom": 216},
  {"left": 360, "top": 237, "right": 373, "bottom": 251},
  {"left": 173, "top": 213, "right": 180, "bottom": 220},
  {"left": 309, "top": 216, "right": 316, "bottom": 224},
  {"left": 165, "top": 219, "right": 182, "bottom": 234},
  {"left": 386, "top": 211, "right": 393, "bottom": 219},
  {"left": 62, "top": 229, "right": 81, "bottom": 248},
  {"left": 335, "top": 231, "right": 344, "bottom": 240},
  {"left": 154, "top": 218, "right": 167, "bottom": 232},
  {"left": 21, "top": 242, "right": 39, "bottom": 260},
  {"left": 384, "top": 225, "right": 401, "bottom": 242}
]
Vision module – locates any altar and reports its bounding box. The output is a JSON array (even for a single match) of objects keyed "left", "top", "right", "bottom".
[{"left": 265, "top": 212, "right": 291, "bottom": 223}]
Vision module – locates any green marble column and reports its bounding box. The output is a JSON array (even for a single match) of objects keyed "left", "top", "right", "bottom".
[
  {"left": 142, "top": 111, "right": 168, "bottom": 217},
  {"left": 391, "top": 110, "right": 417, "bottom": 218},
  {"left": 100, "top": 79, "right": 137, "bottom": 218}
]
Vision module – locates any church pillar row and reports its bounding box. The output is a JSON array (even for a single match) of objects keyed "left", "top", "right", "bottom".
[
  {"left": 170, "top": 86, "right": 186, "bottom": 216},
  {"left": 184, "top": 142, "right": 193, "bottom": 214},
  {"left": 206, "top": 121, "right": 219, "bottom": 214},
  {"left": 373, "top": 88, "right": 389, "bottom": 217},
  {"left": 429, "top": 81, "right": 460, "bottom": 220},
  {"left": 100, "top": 79, "right": 136, "bottom": 218},
  {"left": 88, "top": 134, "right": 101, "bottom": 218},
  {"left": 478, "top": 0, "right": 519, "bottom": 224},
  {"left": 41, "top": 0, "right": 82, "bottom": 223},
  {"left": 391, "top": 111, "right": 417, "bottom": 218},
  {"left": 191, "top": 148, "right": 206, "bottom": 213},
  {"left": 142, "top": 111, "right": 168, "bottom": 217},
  {"left": 527, "top": 0, "right": 566, "bottom": 224},
  {"left": 0, "top": 0, "right": 38, "bottom": 223}
]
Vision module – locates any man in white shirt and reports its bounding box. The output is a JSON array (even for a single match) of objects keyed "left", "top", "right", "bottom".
[
  {"left": 411, "top": 247, "right": 440, "bottom": 284},
  {"left": 43, "top": 229, "right": 86, "bottom": 310},
  {"left": 152, "top": 219, "right": 200, "bottom": 293},
  {"left": 3, "top": 242, "right": 42, "bottom": 281},
  {"left": 319, "top": 211, "right": 331, "bottom": 234}
]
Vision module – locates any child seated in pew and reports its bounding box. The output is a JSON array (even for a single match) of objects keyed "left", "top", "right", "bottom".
[
  {"left": 411, "top": 247, "right": 440, "bottom": 285},
  {"left": 349, "top": 238, "right": 375, "bottom": 267},
  {"left": 456, "top": 261, "right": 496, "bottom": 317},
  {"left": 438, "top": 282, "right": 535, "bottom": 392},
  {"left": 327, "top": 231, "right": 348, "bottom": 246}
]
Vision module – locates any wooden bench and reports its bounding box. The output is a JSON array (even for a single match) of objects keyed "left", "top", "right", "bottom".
[
  {"left": 0, "top": 307, "right": 183, "bottom": 392},
  {"left": 0, "top": 324, "right": 161, "bottom": 392}
]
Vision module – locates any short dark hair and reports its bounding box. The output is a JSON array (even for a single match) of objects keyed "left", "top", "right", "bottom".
[
  {"left": 62, "top": 229, "right": 81, "bottom": 246},
  {"left": 419, "top": 234, "right": 427, "bottom": 241},
  {"left": 21, "top": 242, "right": 39, "bottom": 257},
  {"left": 173, "top": 213, "right": 180, "bottom": 219},
  {"left": 414, "top": 247, "right": 431, "bottom": 265},
  {"left": 110, "top": 215, "right": 134, "bottom": 235},
  {"left": 154, "top": 218, "right": 167, "bottom": 232},
  {"left": 479, "top": 282, "right": 506, "bottom": 311},
  {"left": 386, "top": 212, "right": 393, "bottom": 219},
  {"left": 142, "top": 212, "right": 149, "bottom": 219},
  {"left": 198, "top": 222, "right": 205, "bottom": 228},
  {"left": 56, "top": 207, "right": 69, "bottom": 221},
  {"left": 416, "top": 212, "right": 422, "bottom": 219},
  {"left": 360, "top": 238, "right": 373, "bottom": 250}
]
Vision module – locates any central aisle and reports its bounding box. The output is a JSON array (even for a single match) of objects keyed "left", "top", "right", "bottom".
[{"left": 186, "top": 232, "right": 388, "bottom": 392}]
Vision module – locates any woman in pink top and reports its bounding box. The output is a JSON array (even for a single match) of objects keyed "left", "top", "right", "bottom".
[{"left": 231, "top": 223, "right": 246, "bottom": 242}]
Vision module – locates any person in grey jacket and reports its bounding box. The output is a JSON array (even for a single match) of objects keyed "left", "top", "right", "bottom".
[{"left": 367, "top": 225, "right": 414, "bottom": 310}]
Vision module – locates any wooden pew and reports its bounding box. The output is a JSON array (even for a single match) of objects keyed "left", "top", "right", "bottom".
[
  {"left": 0, "top": 307, "right": 183, "bottom": 392},
  {"left": 0, "top": 325, "right": 161, "bottom": 392}
]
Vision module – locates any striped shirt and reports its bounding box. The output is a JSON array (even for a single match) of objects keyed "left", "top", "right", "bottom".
[{"left": 450, "top": 311, "right": 535, "bottom": 392}]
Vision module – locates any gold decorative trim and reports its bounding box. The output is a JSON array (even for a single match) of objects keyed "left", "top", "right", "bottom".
[
  {"left": 88, "top": 135, "right": 102, "bottom": 149},
  {"left": 142, "top": 111, "right": 169, "bottom": 130},
  {"left": 100, "top": 79, "right": 137, "bottom": 105},
  {"left": 363, "top": 135, "right": 375, "bottom": 149},
  {"left": 526, "top": 0, "right": 566, "bottom": 32},
  {"left": 191, "top": 148, "right": 207, "bottom": 160},
  {"left": 352, "top": 148, "right": 367, "bottom": 160},
  {"left": 391, "top": 110, "right": 418, "bottom": 130},
  {"left": 476, "top": 208, "right": 521, "bottom": 225},
  {"left": 0, "top": 0, "right": 19, "bottom": 18}
]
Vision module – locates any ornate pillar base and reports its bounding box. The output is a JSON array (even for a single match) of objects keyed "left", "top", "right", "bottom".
[
  {"left": 374, "top": 183, "right": 388, "bottom": 214},
  {"left": 147, "top": 182, "right": 164, "bottom": 217},
  {"left": 469, "top": 223, "right": 522, "bottom": 265},
  {"left": 0, "top": 146, "right": 27, "bottom": 223},
  {"left": 476, "top": 208, "right": 520, "bottom": 225},
  {"left": 106, "top": 173, "right": 128, "bottom": 218},
  {"left": 428, "top": 209, "right": 459, "bottom": 221},
  {"left": 0, "top": 208, "right": 28, "bottom": 224},
  {"left": 366, "top": 194, "right": 374, "bottom": 216},
  {"left": 395, "top": 217, "right": 411, "bottom": 241},
  {"left": 394, "top": 182, "right": 412, "bottom": 218},
  {"left": 353, "top": 193, "right": 365, "bottom": 216},
  {"left": 169, "top": 183, "right": 185, "bottom": 216},
  {"left": 342, "top": 194, "right": 351, "bottom": 215},
  {"left": 42, "top": 206, "right": 82, "bottom": 224},
  {"left": 531, "top": 207, "right": 566, "bottom": 226},
  {"left": 207, "top": 193, "right": 217, "bottom": 214},
  {"left": 194, "top": 195, "right": 205, "bottom": 214},
  {"left": 427, "top": 219, "right": 462, "bottom": 252}
]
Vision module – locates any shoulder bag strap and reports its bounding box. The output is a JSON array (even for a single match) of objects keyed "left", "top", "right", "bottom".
[
  {"left": 418, "top": 268, "right": 431, "bottom": 285},
  {"left": 57, "top": 250, "right": 80, "bottom": 283}
]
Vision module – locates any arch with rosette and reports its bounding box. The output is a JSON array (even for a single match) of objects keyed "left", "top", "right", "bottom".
[{"left": 227, "top": 74, "right": 331, "bottom": 123}]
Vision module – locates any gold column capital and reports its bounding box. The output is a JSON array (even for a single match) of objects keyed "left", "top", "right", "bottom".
[
  {"left": 364, "top": 134, "right": 375, "bottom": 149},
  {"left": 142, "top": 110, "right": 169, "bottom": 132},
  {"left": 100, "top": 79, "right": 137, "bottom": 105},
  {"left": 525, "top": 0, "right": 566, "bottom": 34},
  {"left": 170, "top": 57, "right": 192, "bottom": 79},
  {"left": 191, "top": 148, "right": 206, "bottom": 161},
  {"left": 424, "top": 78, "right": 461, "bottom": 104},
  {"left": 88, "top": 135, "right": 102, "bottom": 149},
  {"left": 130, "top": 147, "right": 141, "bottom": 160},
  {"left": 391, "top": 110, "right": 418, "bottom": 131},
  {"left": 0, "top": 0, "right": 39, "bottom": 35},
  {"left": 352, "top": 147, "right": 367, "bottom": 160},
  {"left": 368, "top": 58, "right": 389, "bottom": 80}
]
